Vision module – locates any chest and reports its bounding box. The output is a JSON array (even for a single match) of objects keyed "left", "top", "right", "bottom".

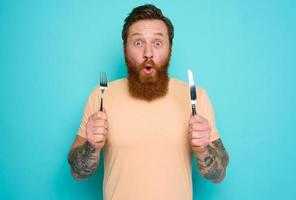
[{"left": 105, "top": 96, "right": 191, "bottom": 149}]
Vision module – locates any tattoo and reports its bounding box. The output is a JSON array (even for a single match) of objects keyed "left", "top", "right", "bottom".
[
  {"left": 67, "top": 142, "right": 100, "bottom": 179},
  {"left": 196, "top": 139, "right": 229, "bottom": 183},
  {"left": 212, "top": 138, "right": 229, "bottom": 167}
]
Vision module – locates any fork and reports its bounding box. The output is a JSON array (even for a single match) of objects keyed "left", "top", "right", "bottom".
[{"left": 99, "top": 72, "right": 108, "bottom": 112}]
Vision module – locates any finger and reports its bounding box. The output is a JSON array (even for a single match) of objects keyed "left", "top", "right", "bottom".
[
  {"left": 191, "top": 138, "right": 203, "bottom": 147},
  {"left": 95, "top": 141, "right": 105, "bottom": 145},
  {"left": 189, "top": 134, "right": 204, "bottom": 140},
  {"left": 92, "top": 127, "right": 107, "bottom": 135},
  {"left": 191, "top": 138, "right": 209, "bottom": 147},
  {"left": 191, "top": 123, "right": 211, "bottom": 131},
  {"left": 92, "top": 135, "right": 105, "bottom": 143},
  {"left": 190, "top": 130, "right": 208, "bottom": 139},
  {"left": 188, "top": 123, "right": 211, "bottom": 133},
  {"left": 92, "top": 112, "right": 108, "bottom": 120},
  {"left": 92, "top": 124, "right": 109, "bottom": 130},
  {"left": 191, "top": 131, "right": 210, "bottom": 139},
  {"left": 92, "top": 120, "right": 108, "bottom": 128},
  {"left": 189, "top": 115, "right": 205, "bottom": 124},
  {"left": 190, "top": 131, "right": 203, "bottom": 139}
]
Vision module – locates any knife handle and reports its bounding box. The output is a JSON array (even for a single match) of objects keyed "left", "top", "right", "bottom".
[{"left": 192, "top": 104, "right": 197, "bottom": 116}]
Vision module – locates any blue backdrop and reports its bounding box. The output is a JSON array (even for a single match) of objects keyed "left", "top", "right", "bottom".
[{"left": 1, "top": 0, "right": 295, "bottom": 199}]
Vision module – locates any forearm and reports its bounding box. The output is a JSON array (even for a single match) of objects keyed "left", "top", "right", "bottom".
[
  {"left": 67, "top": 141, "right": 101, "bottom": 180},
  {"left": 195, "top": 138, "right": 229, "bottom": 183}
]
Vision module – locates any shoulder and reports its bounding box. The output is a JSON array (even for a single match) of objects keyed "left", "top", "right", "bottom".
[
  {"left": 108, "top": 78, "right": 127, "bottom": 86},
  {"left": 169, "top": 78, "right": 188, "bottom": 91},
  {"left": 106, "top": 78, "right": 127, "bottom": 95}
]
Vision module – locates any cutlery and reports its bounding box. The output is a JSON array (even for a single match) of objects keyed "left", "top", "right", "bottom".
[
  {"left": 99, "top": 72, "right": 108, "bottom": 112},
  {"left": 187, "top": 69, "right": 197, "bottom": 116}
]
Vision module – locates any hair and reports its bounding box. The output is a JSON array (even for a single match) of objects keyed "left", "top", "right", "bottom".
[{"left": 122, "top": 4, "right": 174, "bottom": 46}]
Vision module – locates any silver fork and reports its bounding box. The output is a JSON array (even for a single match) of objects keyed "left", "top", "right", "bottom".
[{"left": 99, "top": 72, "right": 108, "bottom": 111}]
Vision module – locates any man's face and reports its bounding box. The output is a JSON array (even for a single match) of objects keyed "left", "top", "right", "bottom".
[{"left": 124, "top": 19, "right": 171, "bottom": 84}]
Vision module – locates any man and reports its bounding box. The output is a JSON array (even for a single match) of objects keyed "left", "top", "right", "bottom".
[{"left": 68, "top": 4, "right": 229, "bottom": 200}]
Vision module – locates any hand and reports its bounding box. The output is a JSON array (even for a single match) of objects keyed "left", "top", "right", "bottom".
[
  {"left": 86, "top": 111, "right": 108, "bottom": 150},
  {"left": 188, "top": 115, "right": 211, "bottom": 152}
]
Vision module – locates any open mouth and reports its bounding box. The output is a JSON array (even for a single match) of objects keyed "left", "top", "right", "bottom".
[{"left": 143, "top": 65, "right": 154, "bottom": 74}]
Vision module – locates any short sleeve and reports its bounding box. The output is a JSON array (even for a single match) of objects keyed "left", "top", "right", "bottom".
[
  {"left": 196, "top": 88, "right": 220, "bottom": 142},
  {"left": 76, "top": 87, "right": 100, "bottom": 138}
]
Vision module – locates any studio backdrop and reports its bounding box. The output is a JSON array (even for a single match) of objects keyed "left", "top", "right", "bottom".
[{"left": 1, "top": 0, "right": 295, "bottom": 199}]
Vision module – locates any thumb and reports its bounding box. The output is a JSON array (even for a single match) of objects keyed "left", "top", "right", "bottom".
[{"left": 96, "top": 110, "right": 108, "bottom": 119}]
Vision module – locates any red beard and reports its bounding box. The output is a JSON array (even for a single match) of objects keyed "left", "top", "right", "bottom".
[{"left": 125, "top": 52, "right": 171, "bottom": 101}]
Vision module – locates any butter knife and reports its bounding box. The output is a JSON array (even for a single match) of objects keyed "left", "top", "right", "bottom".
[{"left": 188, "top": 69, "right": 197, "bottom": 116}]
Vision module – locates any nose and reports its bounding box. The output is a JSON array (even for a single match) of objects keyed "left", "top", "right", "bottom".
[{"left": 143, "top": 44, "right": 153, "bottom": 59}]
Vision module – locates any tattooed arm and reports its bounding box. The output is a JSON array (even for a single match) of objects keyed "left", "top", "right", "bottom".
[
  {"left": 195, "top": 138, "right": 229, "bottom": 183},
  {"left": 68, "top": 111, "right": 108, "bottom": 180},
  {"left": 67, "top": 135, "right": 101, "bottom": 180}
]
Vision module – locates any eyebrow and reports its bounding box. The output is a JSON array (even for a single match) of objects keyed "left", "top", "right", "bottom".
[{"left": 130, "top": 32, "right": 164, "bottom": 37}]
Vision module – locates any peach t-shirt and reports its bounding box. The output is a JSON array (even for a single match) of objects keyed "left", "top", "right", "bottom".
[{"left": 77, "top": 78, "right": 220, "bottom": 200}]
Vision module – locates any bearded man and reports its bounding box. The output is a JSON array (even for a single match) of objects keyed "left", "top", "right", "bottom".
[{"left": 68, "top": 4, "right": 229, "bottom": 200}]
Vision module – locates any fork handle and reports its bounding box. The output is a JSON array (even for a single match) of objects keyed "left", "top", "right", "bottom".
[
  {"left": 192, "top": 104, "right": 197, "bottom": 116},
  {"left": 100, "top": 97, "right": 104, "bottom": 112}
]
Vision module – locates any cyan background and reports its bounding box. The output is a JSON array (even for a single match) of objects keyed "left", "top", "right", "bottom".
[{"left": 1, "top": 0, "right": 295, "bottom": 199}]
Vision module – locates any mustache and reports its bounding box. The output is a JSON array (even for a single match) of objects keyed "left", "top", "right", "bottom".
[{"left": 138, "top": 59, "right": 158, "bottom": 71}]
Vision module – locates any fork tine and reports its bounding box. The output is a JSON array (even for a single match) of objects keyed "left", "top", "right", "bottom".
[
  {"left": 103, "top": 72, "right": 108, "bottom": 86},
  {"left": 105, "top": 73, "right": 108, "bottom": 86},
  {"left": 103, "top": 72, "right": 107, "bottom": 85},
  {"left": 100, "top": 72, "right": 103, "bottom": 81},
  {"left": 99, "top": 71, "right": 107, "bottom": 111},
  {"left": 100, "top": 72, "right": 105, "bottom": 85},
  {"left": 100, "top": 72, "right": 108, "bottom": 86}
]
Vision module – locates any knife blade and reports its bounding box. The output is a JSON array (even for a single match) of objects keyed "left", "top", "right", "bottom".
[{"left": 187, "top": 69, "right": 197, "bottom": 116}]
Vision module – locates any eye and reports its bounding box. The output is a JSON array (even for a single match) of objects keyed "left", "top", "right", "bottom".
[
  {"left": 154, "top": 41, "right": 162, "bottom": 47},
  {"left": 134, "top": 40, "right": 142, "bottom": 47}
]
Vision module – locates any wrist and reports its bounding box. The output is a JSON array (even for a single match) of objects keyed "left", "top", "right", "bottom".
[
  {"left": 85, "top": 141, "right": 101, "bottom": 154},
  {"left": 194, "top": 146, "right": 208, "bottom": 154}
]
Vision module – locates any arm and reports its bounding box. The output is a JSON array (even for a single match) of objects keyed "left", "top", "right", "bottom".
[
  {"left": 189, "top": 114, "right": 229, "bottom": 183},
  {"left": 195, "top": 138, "right": 229, "bottom": 183},
  {"left": 68, "top": 111, "right": 108, "bottom": 180},
  {"left": 67, "top": 135, "right": 101, "bottom": 180}
]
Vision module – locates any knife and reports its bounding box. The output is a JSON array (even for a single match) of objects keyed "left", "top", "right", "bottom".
[{"left": 187, "top": 69, "right": 197, "bottom": 116}]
